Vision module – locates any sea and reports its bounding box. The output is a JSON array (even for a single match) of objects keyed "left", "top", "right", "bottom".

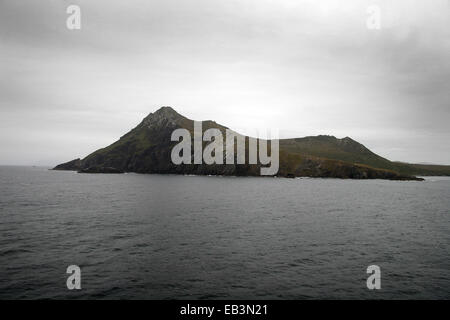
[{"left": 0, "top": 166, "right": 448, "bottom": 299}]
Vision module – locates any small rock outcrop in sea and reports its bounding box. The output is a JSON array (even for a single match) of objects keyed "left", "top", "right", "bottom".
[{"left": 51, "top": 106, "right": 447, "bottom": 180}]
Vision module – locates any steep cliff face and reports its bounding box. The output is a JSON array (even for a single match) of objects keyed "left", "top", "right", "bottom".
[{"left": 53, "top": 107, "right": 425, "bottom": 180}]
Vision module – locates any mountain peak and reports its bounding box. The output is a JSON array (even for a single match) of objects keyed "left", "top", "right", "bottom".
[
  {"left": 151, "top": 106, "right": 183, "bottom": 119},
  {"left": 142, "top": 106, "right": 188, "bottom": 129},
  {"left": 154, "top": 106, "right": 177, "bottom": 114}
]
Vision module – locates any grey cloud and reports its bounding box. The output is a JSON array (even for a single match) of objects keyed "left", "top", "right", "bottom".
[{"left": 0, "top": 0, "right": 449, "bottom": 165}]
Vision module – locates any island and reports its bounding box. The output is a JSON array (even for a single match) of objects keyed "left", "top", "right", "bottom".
[{"left": 54, "top": 107, "right": 450, "bottom": 180}]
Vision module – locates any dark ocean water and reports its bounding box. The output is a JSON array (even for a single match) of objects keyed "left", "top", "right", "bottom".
[{"left": 0, "top": 166, "right": 448, "bottom": 299}]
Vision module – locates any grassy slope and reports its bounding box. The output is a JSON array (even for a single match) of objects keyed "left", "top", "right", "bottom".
[{"left": 279, "top": 135, "right": 450, "bottom": 176}]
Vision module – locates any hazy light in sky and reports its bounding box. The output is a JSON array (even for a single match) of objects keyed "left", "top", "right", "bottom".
[{"left": 0, "top": 0, "right": 449, "bottom": 165}]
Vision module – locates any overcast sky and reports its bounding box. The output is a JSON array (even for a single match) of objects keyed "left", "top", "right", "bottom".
[{"left": 0, "top": 0, "right": 449, "bottom": 165}]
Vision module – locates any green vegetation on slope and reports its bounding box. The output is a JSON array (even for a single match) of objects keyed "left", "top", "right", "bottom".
[{"left": 280, "top": 135, "right": 450, "bottom": 176}]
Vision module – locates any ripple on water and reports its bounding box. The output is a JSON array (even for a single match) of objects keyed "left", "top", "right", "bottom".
[{"left": 0, "top": 168, "right": 449, "bottom": 299}]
